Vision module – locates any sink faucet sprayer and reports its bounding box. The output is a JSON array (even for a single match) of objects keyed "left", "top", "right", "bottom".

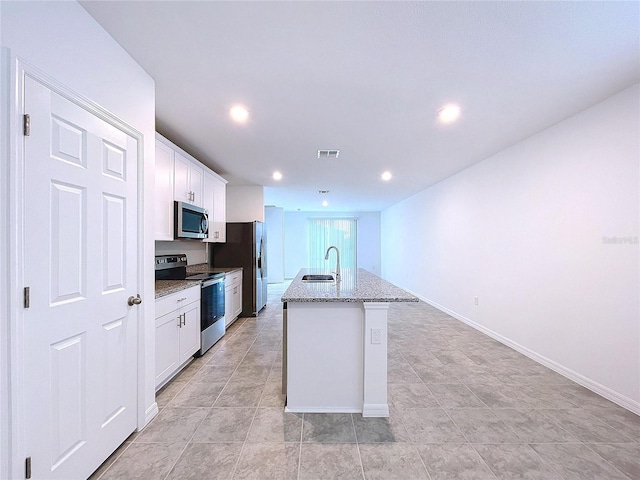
[{"left": 325, "top": 246, "right": 341, "bottom": 282}]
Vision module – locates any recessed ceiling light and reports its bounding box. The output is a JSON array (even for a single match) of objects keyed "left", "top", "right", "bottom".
[
  {"left": 322, "top": 200, "right": 329, "bottom": 207},
  {"left": 438, "top": 104, "right": 461, "bottom": 124},
  {"left": 381, "top": 171, "right": 392, "bottom": 181},
  {"left": 229, "top": 104, "right": 249, "bottom": 123},
  {"left": 272, "top": 171, "right": 283, "bottom": 181}
]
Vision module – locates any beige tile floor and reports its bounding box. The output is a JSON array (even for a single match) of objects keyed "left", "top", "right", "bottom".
[{"left": 90, "top": 282, "right": 640, "bottom": 479}]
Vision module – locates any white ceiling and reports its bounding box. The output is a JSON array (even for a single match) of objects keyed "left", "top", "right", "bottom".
[{"left": 80, "top": 1, "right": 639, "bottom": 212}]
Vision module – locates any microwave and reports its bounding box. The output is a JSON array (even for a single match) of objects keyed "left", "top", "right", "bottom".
[{"left": 175, "top": 201, "right": 209, "bottom": 239}]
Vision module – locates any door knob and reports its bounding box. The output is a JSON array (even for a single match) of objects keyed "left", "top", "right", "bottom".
[{"left": 128, "top": 294, "right": 142, "bottom": 306}]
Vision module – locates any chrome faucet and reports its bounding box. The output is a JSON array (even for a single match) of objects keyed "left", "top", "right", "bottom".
[{"left": 325, "top": 246, "right": 341, "bottom": 282}]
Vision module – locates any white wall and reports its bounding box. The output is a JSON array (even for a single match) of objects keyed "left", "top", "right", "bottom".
[
  {"left": 0, "top": 45, "right": 9, "bottom": 480},
  {"left": 226, "top": 185, "right": 265, "bottom": 222},
  {"left": 265, "top": 206, "right": 285, "bottom": 283},
  {"left": 1, "top": 2, "right": 156, "bottom": 477},
  {"left": 381, "top": 84, "right": 640, "bottom": 413},
  {"left": 284, "top": 211, "right": 381, "bottom": 279}
]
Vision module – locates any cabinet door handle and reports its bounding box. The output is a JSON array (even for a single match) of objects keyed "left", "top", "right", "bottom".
[{"left": 182, "top": 313, "right": 186, "bottom": 326}]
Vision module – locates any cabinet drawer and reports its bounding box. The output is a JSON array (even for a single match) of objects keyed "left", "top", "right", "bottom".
[
  {"left": 156, "top": 285, "right": 200, "bottom": 318},
  {"left": 226, "top": 270, "right": 242, "bottom": 286}
]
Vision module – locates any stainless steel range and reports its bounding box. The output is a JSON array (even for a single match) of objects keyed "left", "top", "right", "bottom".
[{"left": 155, "top": 255, "right": 226, "bottom": 356}]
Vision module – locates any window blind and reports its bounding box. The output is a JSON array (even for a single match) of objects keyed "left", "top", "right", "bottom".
[{"left": 307, "top": 217, "right": 357, "bottom": 272}]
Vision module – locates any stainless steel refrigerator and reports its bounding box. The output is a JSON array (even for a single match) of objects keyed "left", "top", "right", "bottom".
[{"left": 209, "top": 221, "right": 267, "bottom": 316}]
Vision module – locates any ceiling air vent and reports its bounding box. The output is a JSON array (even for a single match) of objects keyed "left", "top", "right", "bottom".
[{"left": 317, "top": 150, "right": 340, "bottom": 158}]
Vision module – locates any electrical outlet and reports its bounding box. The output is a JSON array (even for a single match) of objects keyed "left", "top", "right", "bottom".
[
  {"left": 474, "top": 296, "right": 479, "bottom": 306},
  {"left": 371, "top": 328, "right": 382, "bottom": 344}
]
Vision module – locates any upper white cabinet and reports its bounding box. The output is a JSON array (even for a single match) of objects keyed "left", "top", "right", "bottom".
[
  {"left": 204, "top": 171, "right": 227, "bottom": 243},
  {"left": 174, "top": 151, "right": 204, "bottom": 206},
  {"left": 155, "top": 140, "right": 175, "bottom": 241},
  {"left": 155, "top": 133, "right": 227, "bottom": 242}
]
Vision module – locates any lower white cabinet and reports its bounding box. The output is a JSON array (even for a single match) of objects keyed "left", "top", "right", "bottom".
[
  {"left": 225, "top": 269, "right": 243, "bottom": 327},
  {"left": 155, "top": 285, "right": 201, "bottom": 389}
]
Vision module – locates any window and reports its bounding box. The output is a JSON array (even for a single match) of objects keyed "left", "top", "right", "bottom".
[{"left": 308, "top": 218, "right": 357, "bottom": 273}]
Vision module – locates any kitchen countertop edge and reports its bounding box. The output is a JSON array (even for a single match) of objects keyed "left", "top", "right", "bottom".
[{"left": 281, "top": 268, "right": 418, "bottom": 303}]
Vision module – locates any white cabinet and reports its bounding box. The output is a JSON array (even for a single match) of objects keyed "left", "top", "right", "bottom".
[
  {"left": 203, "top": 171, "right": 227, "bottom": 243},
  {"left": 174, "top": 151, "right": 204, "bottom": 206},
  {"left": 154, "top": 140, "right": 175, "bottom": 241},
  {"left": 155, "top": 285, "right": 201, "bottom": 389},
  {"left": 224, "top": 269, "right": 243, "bottom": 327},
  {"left": 155, "top": 133, "right": 227, "bottom": 242}
]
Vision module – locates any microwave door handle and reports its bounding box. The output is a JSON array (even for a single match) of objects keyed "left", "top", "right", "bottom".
[{"left": 201, "top": 213, "right": 209, "bottom": 236}]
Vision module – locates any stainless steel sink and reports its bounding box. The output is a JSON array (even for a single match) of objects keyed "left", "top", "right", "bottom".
[{"left": 301, "top": 274, "right": 335, "bottom": 283}]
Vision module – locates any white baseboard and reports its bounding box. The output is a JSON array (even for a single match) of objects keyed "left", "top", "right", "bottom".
[
  {"left": 362, "top": 403, "right": 390, "bottom": 417},
  {"left": 141, "top": 402, "right": 159, "bottom": 430},
  {"left": 284, "top": 406, "right": 361, "bottom": 414},
  {"left": 405, "top": 289, "right": 640, "bottom": 416}
]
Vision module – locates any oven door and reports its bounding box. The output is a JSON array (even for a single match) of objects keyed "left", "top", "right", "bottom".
[
  {"left": 197, "top": 276, "right": 225, "bottom": 356},
  {"left": 201, "top": 277, "right": 225, "bottom": 330}
]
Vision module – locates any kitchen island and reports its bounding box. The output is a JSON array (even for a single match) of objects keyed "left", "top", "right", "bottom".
[{"left": 281, "top": 268, "right": 417, "bottom": 417}]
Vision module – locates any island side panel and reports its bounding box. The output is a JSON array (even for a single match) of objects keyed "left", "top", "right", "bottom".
[
  {"left": 362, "top": 302, "right": 390, "bottom": 417},
  {"left": 286, "top": 302, "right": 364, "bottom": 413}
]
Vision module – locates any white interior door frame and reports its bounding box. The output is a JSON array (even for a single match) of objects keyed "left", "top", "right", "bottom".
[{"left": 3, "top": 57, "right": 149, "bottom": 479}]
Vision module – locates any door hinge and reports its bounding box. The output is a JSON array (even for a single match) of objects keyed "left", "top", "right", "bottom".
[
  {"left": 23, "top": 287, "right": 30, "bottom": 309},
  {"left": 23, "top": 114, "right": 30, "bottom": 136},
  {"left": 25, "top": 456, "right": 31, "bottom": 479}
]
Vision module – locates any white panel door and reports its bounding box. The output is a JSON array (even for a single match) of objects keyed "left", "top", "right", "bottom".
[{"left": 22, "top": 76, "right": 139, "bottom": 479}]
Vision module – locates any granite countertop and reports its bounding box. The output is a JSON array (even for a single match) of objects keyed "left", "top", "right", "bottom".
[
  {"left": 186, "top": 263, "right": 242, "bottom": 275},
  {"left": 281, "top": 268, "right": 418, "bottom": 303},
  {"left": 155, "top": 279, "right": 201, "bottom": 299},
  {"left": 155, "top": 264, "right": 243, "bottom": 299}
]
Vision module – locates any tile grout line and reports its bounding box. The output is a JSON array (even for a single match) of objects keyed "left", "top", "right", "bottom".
[
  {"left": 579, "top": 443, "right": 637, "bottom": 480},
  {"left": 296, "top": 413, "right": 304, "bottom": 480},
  {"left": 351, "top": 414, "right": 367, "bottom": 480},
  {"left": 163, "top": 311, "right": 267, "bottom": 480},
  {"left": 221, "top": 310, "right": 275, "bottom": 479},
  {"left": 99, "top": 289, "right": 640, "bottom": 479},
  {"left": 90, "top": 440, "right": 133, "bottom": 479}
]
